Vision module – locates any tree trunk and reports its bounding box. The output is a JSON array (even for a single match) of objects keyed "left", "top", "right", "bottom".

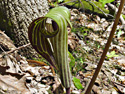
[{"left": 0, "top": 0, "right": 49, "bottom": 58}]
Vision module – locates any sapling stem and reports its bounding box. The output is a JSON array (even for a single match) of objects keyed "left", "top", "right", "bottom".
[{"left": 83, "top": 0, "right": 125, "bottom": 94}]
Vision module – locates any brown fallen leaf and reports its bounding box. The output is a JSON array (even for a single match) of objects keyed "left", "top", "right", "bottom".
[
  {"left": 27, "top": 60, "right": 56, "bottom": 76},
  {"left": 113, "top": 81, "right": 125, "bottom": 94},
  {"left": 68, "top": 32, "right": 79, "bottom": 51},
  {"left": 27, "top": 60, "right": 48, "bottom": 67},
  {"left": 117, "top": 58, "right": 125, "bottom": 67},
  {"left": 0, "top": 30, "right": 16, "bottom": 51},
  {"left": 83, "top": 71, "right": 94, "bottom": 78},
  {"left": 0, "top": 75, "right": 30, "bottom": 94},
  {"left": 92, "top": 85, "right": 102, "bottom": 94}
]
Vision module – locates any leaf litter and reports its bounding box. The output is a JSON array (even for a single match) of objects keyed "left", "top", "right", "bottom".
[
  {"left": 0, "top": 30, "right": 61, "bottom": 94},
  {"left": 68, "top": 7, "right": 125, "bottom": 94}
]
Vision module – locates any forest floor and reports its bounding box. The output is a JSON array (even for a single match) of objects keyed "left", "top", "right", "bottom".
[
  {"left": 68, "top": 7, "right": 125, "bottom": 94},
  {"left": 0, "top": 0, "right": 125, "bottom": 94},
  {"left": 65, "top": 1, "right": 125, "bottom": 93}
]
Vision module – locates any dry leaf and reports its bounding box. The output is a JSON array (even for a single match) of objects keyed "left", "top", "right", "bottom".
[{"left": 0, "top": 75, "right": 30, "bottom": 94}]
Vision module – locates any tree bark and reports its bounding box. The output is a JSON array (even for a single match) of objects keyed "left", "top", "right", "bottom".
[{"left": 0, "top": 0, "right": 49, "bottom": 58}]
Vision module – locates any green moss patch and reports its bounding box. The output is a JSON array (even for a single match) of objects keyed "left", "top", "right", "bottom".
[{"left": 64, "top": 0, "right": 109, "bottom": 16}]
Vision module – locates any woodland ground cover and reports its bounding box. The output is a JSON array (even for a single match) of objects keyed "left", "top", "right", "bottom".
[{"left": 0, "top": 0, "right": 124, "bottom": 94}]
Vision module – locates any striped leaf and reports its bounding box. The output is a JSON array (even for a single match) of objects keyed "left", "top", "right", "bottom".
[
  {"left": 28, "top": 17, "right": 58, "bottom": 69},
  {"left": 28, "top": 6, "right": 72, "bottom": 88}
]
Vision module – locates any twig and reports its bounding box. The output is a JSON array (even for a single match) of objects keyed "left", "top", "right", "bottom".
[
  {"left": 85, "top": 0, "right": 114, "bottom": 18},
  {"left": 102, "top": 67, "right": 125, "bottom": 88},
  {"left": 107, "top": 3, "right": 125, "bottom": 25},
  {"left": 59, "top": 0, "right": 77, "bottom": 5},
  {"left": 86, "top": 0, "right": 107, "bottom": 16},
  {"left": 78, "top": 0, "right": 85, "bottom": 11},
  {"left": 0, "top": 45, "right": 7, "bottom": 54},
  {"left": 61, "top": 0, "right": 114, "bottom": 18},
  {"left": 83, "top": 0, "right": 125, "bottom": 94},
  {"left": 60, "top": 0, "right": 84, "bottom": 11},
  {"left": 6, "top": 43, "right": 31, "bottom": 54},
  {"left": 112, "top": 81, "right": 125, "bottom": 88}
]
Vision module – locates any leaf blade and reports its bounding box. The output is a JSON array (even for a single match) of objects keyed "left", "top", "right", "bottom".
[{"left": 73, "top": 77, "right": 83, "bottom": 89}]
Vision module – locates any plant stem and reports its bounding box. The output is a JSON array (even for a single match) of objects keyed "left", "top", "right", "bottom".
[
  {"left": 66, "top": 88, "right": 70, "bottom": 94},
  {"left": 83, "top": 0, "right": 125, "bottom": 94}
]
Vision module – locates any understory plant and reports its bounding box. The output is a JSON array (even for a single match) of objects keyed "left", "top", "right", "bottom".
[{"left": 28, "top": 6, "right": 72, "bottom": 94}]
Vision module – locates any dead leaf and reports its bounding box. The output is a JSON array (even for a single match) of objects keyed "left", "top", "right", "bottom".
[
  {"left": 92, "top": 85, "right": 102, "bottom": 94},
  {"left": 0, "top": 75, "right": 30, "bottom": 94},
  {"left": 68, "top": 32, "right": 79, "bottom": 51},
  {"left": 113, "top": 82, "right": 125, "bottom": 93},
  {"left": 117, "top": 58, "right": 125, "bottom": 67}
]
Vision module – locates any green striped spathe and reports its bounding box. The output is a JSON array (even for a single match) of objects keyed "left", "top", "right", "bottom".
[{"left": 28, "top": 6, "right": 72, "bottom": 88}]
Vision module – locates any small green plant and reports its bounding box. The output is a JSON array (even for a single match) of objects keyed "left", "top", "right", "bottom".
[
  {"left": 75, "top": 57, "right": 85, "bottom": 72},
  {"left": 69, "top": 50, "right": 86, "bottom": 75},
  {"left": 99, "top": 0, "right": 115, "bottom": 7},
  {"left": 71, "top": 26, "right": 92, "bottom": 33},
  {"left": 58, "top": 0, "right": 63, "bottom": 3},
  {"left": 48, "top": 0, "right": 64, "bottom": 7},
  {"left": 95, "top": 41, "right": 100, "bottom": 49},
  {"left": 116, "top": 29, "right": 122, "bottom": 38},
  {"left": 69, "top": 51, "right": 75, "bottom": 72},
  {"left": 106, "top": 51, "right": 119, "bottom": 59},
  {"left": 71, "top": 27, "right": 77, "bottom": 33},
  {"left": 73, "top": 77, "right": 83, "bottom": 89}
]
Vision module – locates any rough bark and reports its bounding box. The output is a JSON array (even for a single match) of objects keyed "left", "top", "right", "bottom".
[{"left": 0, "top": 0, "right": 49, "bottom": 58}]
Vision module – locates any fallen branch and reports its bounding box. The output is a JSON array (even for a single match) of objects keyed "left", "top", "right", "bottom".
[
  {"left": 107, "top": 3, "right": 125, "bottom": 25},
  {"left": 85, "top": 0, "right": 114, "bottom": 18},
  {"left": 62, "top": 0, "right": 113, "bottom": 18},
  {"left": 0, "top": 43, "right": 31, "bottom": 55},
  {"left": 7, "top": 43, "right": 31, "bottom": 54}
]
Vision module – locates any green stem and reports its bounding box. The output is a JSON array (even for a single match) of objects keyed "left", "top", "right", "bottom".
[{"left": 83, "top": 0, "right": 125, "bottom": 94}]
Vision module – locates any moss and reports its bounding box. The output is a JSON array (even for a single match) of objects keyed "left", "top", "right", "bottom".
[
  {"left": 64, "top": 0, "right": 109, "bottom": 16},
  {"left": 3, "top": 19, "right": 6, "bottom": 22},
  {"left": 8, "top": 19, "right": 12, "bottom": 27},
  {"left": 0, "top": 10, "right": 14, "bottom": 40},
  {"left": 0, "top": 11, "right": 7, "bottom": 30}
]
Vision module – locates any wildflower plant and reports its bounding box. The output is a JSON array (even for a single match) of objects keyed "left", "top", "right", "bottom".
[{"left": 28, "top": 6, "right": 72, "bottom": 93}]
